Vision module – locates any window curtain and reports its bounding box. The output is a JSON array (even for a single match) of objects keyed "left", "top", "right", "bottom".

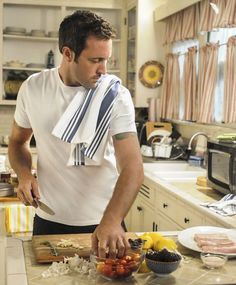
[
  {"left": 219, "top": 0, "right": 236, "bottom": 27},
  {"left": 183, "top": 46, "right": 198, "bottom": 121},
  {"left": 197, "top": 43, "right": 219, "bottom": 123},
  {"left": 199, "top": 0, "right": 236, "bottom": 31},
  {"left": 224, "top": 36, "right": 236, "bottom": 123},
  {"left": 164, "top": 5, "right": 199, "bottom": 44},
  {"left": 160, "top": 54, "right": 180, "bottom": 119}
]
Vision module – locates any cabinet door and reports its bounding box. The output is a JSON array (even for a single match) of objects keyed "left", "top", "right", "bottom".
[
  {"left": 155, "top": 211, "right": 182, "bottom": 231},
  {"left": 130, "top": 197, "right": 157, "bottom": 232}
]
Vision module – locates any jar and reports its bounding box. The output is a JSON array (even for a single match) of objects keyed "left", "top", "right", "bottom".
[{"left": 4, "top": 71, "right": 28, "bottom": 100}]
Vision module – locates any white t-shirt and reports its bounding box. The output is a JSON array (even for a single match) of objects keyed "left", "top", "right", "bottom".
[{"left": 14, "top": 67, "right": 136, "bottom": 226}]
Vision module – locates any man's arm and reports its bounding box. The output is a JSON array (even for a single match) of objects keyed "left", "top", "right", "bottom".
[
  {"left": 91, "top": 132, "right": 144, "bottom": 258},
  {"left": 8, "top": 120, "right": 39, "bottom": 205}
]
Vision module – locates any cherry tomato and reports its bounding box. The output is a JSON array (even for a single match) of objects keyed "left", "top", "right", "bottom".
[
  {"left": 116, "top": 265, "right": 125, "bottom": 276},
  {"left": 127, "top": 260, "right": 139, "bottom": 272},
  {"left": 96, "top": 262, "right": 105, "bottom": 273},
  {"left": 105, "top": 259, "right": 115, "bottom": 265},
  {"left": 120, "top": 259, "right": 127, "bottom": 266},
  {"left": 122, "top": 255, "right": 132, "bottom": 262},
  {"left": 102, "top": 264, "right": 112, "bottom": 276},
  {"left": 133, "top": 253, "right": 141, "bottom": 262}
]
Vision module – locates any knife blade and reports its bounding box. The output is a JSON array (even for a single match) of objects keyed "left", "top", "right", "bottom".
[{"left": 34, "top": 198, "right": 55, "bottom": 215}]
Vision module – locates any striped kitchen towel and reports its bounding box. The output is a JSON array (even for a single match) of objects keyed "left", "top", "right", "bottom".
[
  {"left": 5, "top": 204, "right": 35, "bottom": 234},
  {"left": 52, "top": 74, "right": 120, "bottom": 166},
  {"left": 201, "top": 194, "right": 236, "bottom": 216}
]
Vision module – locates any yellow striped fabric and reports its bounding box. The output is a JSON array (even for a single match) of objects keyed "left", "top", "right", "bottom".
[{"left": 5, "top": 204, "right": 35, "bottom": 234}]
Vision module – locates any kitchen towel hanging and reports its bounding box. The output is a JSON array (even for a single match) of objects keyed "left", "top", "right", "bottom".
[
  {"left": 5, "top": 204, "right": 35, "bottom": 234},
  {"left": 201, "top": 194, "right": 236, "bottom": 216},
  {"left": 52, "top": 74, "right": 120, "bottom": 166},
  {"left": 147, "top": 98, "right": 160, "bottom": 122}
]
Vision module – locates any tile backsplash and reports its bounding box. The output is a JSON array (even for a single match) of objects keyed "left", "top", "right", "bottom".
[{"left": 0, "top": 106, "right": 15, "bottom": 137}]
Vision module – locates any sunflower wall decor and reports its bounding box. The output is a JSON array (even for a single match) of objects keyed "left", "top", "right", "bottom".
[{"left": 138, "top": 60, "right": 164, "bottom": 88}]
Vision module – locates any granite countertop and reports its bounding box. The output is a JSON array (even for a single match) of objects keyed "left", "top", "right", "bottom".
[{"left": 20, "top": 234, "right": 236, "bottom": 285}]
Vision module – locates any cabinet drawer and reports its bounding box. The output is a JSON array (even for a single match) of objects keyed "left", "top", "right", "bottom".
[
  {"left": 175, "top": 203, "right": 204, "bottom": 229},
  {"left": 156, "top": 189, "right": 177, "bottom": 217},
  {"left": 156, "top": 189, "right": 204, "bottom": 229}
]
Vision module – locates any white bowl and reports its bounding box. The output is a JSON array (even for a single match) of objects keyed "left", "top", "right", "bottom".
[
  {"left": 5, "top": 26, "right": 26, "bottom": 33},
  {"left": 48, "top": 31, "right": 58, "bottom": 38},
  {"left": 200, "top": 252, "right": 227, "bottom": 269},
  {"left": 30, "top": 29, "right": 45, "bottom": 37}
]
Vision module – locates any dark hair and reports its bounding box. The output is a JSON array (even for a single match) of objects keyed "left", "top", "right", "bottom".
[{"left": 59, "top": 10, "right": 116, "bottom": 60}]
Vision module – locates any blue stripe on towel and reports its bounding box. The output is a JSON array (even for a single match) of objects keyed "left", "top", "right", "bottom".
[
  {"left": 85, "top": 81, "right": 119, "bottom": 158},
  {"left": 62, "top": 88, "right": 95, "bottom": 142}
]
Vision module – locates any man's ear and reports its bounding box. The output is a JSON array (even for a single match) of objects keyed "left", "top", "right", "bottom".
[{"left": 62, "top": 47, "right": 74, "bottom": 62}]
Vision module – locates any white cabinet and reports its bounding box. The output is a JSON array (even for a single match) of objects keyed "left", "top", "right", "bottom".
[
  {"left": 126, "top": 179, "right": 159, "bottom": 232},
  {"left": 0, "top": 0, "right": 126, "bottom": 105},
  {"left": 155, "top": 185, "right": 205, "bottom": 231},
  {"left": 125, "top": 0, "right": 165, "bottom": 107}
]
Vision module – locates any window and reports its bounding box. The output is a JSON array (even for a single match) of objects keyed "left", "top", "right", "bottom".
[
  {"left": 171, "top": 27, "right": 236, "bottom": 123},
  {"left": 172, "top": 39, "right": 199, "bottom": 120},
  {"left": 209, "top": 27, "right": 236, "bottom": 123}
]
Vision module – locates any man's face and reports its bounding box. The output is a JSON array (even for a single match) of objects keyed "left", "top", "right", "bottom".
[{"left": 69, "top": 36, "right": 112, "bottom": 88}]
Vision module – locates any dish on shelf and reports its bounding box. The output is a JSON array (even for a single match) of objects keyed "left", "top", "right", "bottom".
[
  {"left": 30, "top": 29, "right": 46, "bottom": 37},
  {"left": 5, "top": 60, "right": 26, "bottom": 68},
  {"left": 178, "top": 226, "right": 236, "bottom": 257},
  {"left": 139, "top": 60, "right": 164, "bottom": 88},
  {"left": 4, "top": 31, "right": 27, "bottom": 36},
  {"left": 48, "top": 31, "right": 59, "bottom": 38},
  {"left": 26, "top": 63, "right": 45, "bottom": 69},
  {"left": 4, "top": 26, "right": 26, "bottom": 33}
]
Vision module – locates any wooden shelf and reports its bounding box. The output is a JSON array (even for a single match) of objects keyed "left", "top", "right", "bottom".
[
  {"left": 3, "top": 34, "right": 58, "bottom": 42},
  {"left": 0, "top": 99, "right": 16, "bottom": 106},
  {"left": 3, "top": 66, "right": 44, "bottom": 72}
]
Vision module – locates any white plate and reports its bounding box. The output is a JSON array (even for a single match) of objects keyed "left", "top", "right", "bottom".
[{"left": 178, "top": 226, "right": 236, "bottom": 257}]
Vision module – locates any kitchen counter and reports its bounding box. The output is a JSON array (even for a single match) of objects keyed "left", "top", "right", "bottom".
[
  {"left": 143, "top": 163, "right": 236, "bottom": 228},
  {"left": 11, "top": 233, "right": 236, "bottom": 285}
]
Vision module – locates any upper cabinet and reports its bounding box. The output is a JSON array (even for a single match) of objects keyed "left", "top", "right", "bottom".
[
  {"left": 125, "top": 0, "right": 165, "bottom": 108},
  {"left": 0, "top": 0, "right": 126, "bottom": 105}
]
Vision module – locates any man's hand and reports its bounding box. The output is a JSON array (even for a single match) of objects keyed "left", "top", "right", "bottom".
[
  {"left": 17, "top": 173, "right": 40, "bottom": 207},
  {"left": 91, "top": 220, "right": 130, "bottom": 258}
]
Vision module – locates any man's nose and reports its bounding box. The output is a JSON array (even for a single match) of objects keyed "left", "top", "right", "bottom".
[{"left": 98, "top": 61, "right": 107, "bottom": 74}]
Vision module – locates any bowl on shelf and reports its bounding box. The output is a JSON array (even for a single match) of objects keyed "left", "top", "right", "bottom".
[
  {"left": 4, "top": 26, "right": 26, "bottom": 35},
  {"left": 48, "top": 30, "right": 58, "bottom": 38},
  {"left": 30, "top": 29, "right": 46, "bottom": 37},
  {"left": 145, "top": 249, "right": 182, "bottom": 277}
]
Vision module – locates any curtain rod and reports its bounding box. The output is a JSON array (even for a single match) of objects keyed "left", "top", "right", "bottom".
[{"left": 176, "top": 37, "right": 236, "bottom": 56}]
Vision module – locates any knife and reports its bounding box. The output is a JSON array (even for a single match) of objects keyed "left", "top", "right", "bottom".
[{"left": 34, "top": 198, "right": 55, "bottom": 215}]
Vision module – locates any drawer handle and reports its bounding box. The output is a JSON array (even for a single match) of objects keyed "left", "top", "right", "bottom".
[
  {"left": 137, "top": 206, "right": 142, "bottom": 211},
  {"left": 184, "top": 217, "right": 190, "bottom": 223},
  {"left": 163, "top": 203, "right": 168, "bottom": 208}
]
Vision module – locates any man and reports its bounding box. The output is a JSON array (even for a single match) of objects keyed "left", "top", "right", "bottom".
[{"left": 8, "top": 10, "right": 143, "bottom": 258}]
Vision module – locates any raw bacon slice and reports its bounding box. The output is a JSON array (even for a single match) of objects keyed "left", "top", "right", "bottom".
[
  {"left": 196, "top": 239, "right": 235, "bottom": 247},
  {"left": 194, "top": 233, "right": 228, "bottom": 242},
  {"left": 201, "top": 245, "right": 236, "bottom": 254}
]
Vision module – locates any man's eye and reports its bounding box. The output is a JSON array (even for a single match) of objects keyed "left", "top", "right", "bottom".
[{"left": 90, "top": 59, "right": 100, "bottom": 63}]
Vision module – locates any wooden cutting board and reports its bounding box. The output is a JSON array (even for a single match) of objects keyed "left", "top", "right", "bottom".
[{"left": 32, "top": 232, "right": 137, "bottom": 263}]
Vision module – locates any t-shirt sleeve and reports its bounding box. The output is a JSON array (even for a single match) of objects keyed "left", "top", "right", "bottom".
[
  {"left": 109, "top": 85, "right": 137, "bottom": 136},
  {"left": 14, "top": 80, "right": 32, "bottom": 129}
]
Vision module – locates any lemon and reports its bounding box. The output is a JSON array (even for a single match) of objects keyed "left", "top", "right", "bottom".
[
  {"left": 140, "top": 234, "right": 154, "bottom": 250},
  {"left": 153, "top": 237, "right": 177, "bottom": 251},
  {"left": 138, "top": 260, "right": 151, "bottom": 273},
  {"left": 146, "top": 232, "right": 163, "bottom": 244}
]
